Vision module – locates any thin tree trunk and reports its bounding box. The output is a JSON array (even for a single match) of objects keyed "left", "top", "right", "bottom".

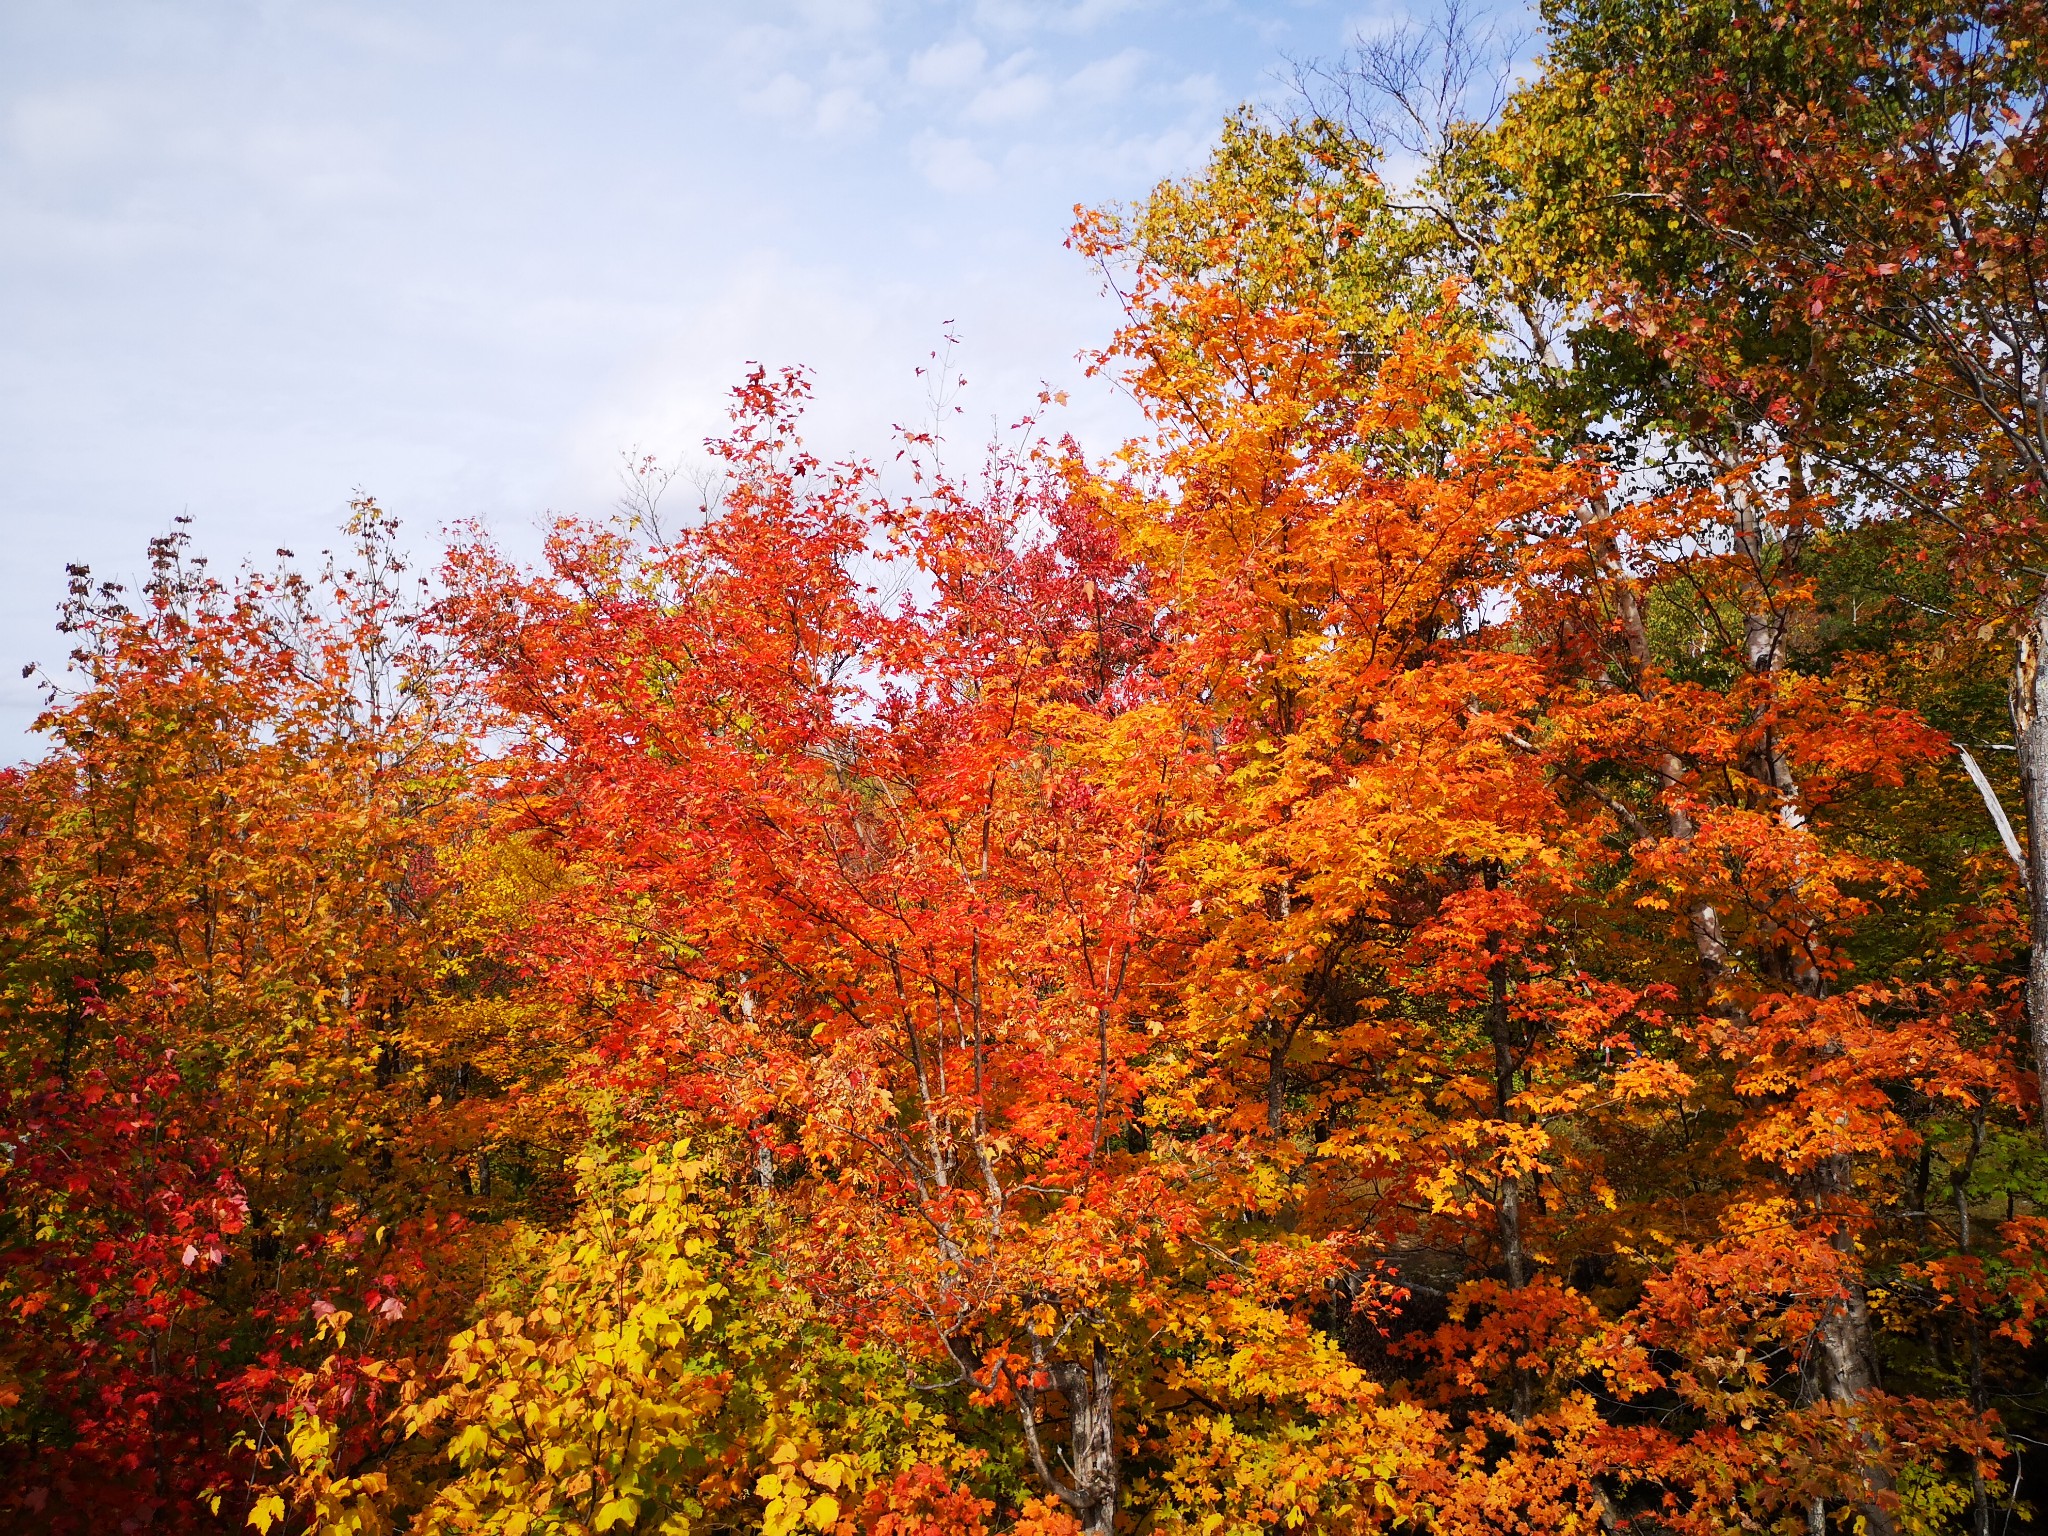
[
  {"left": 1953, "top": 1108, "right": 1994, "bottom": 1536},
  {"left": 1572, "top": 495, "right": 1730, "bottom": 973},
  {"left": 1585, "top": 466, "right": 1891, "bottom": 1524},
  {"left": 1268, "top": 875, "right": 1294, "bottom": 1134},
  {"left": 1734, "top": 450, "right": 1893, "bottom": 1535},
  {"left": 1809, "top": 1152, "right": 1898, "bottom": 1536},
  {"left": 1483, "top": 863, "right": 1535, "bottom": 1421},
  {"left": 2009, "top": 588, "right": 2048, "bottom": 1146}
]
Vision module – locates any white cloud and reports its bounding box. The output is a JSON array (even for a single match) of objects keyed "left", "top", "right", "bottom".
[
  {"left": 973, "top": 0, "right": 1152, "bottom": 37},
  {"left": 0, "top": 0, "right": 1302, "bottom": 751},
  {"left": 908, "top": 131, "right": 995, "bottom": 193},
  {"left": 907, "top": 37, "right": 988, "bottom": 90},
  {"left": 738, "top": 69, "right": 878, "bottom": 137},
  {"left": 1340, "top": 7, "right": 1413, "bottom": 43},
  {"left": 1068, "top": 123, "right": 1215, "bottom": 185},
  {"left": 8, "top": 91, "right": 126, "bottom": 166},
  {"left": 744, "top": 70, "right": 813, "bottom": 119},
  {"left": 1060, "top": 0, "right": 1152, "bottom": 32},
  {"left": 497, "top": 30, "right": 601, "bottom": 74},
  {"left": 966, "top": 71, "right": 1050, "bottom": 124},
  {"left": 5, "top": 83, "right": 393, "bottom": 224},
  {"left": 732, "top": 23, "right": 886, "bottom": 136},
  {"left": 819, "top": 43, "right": 892, "bottom": 88},
  {"left": 815, "top": 85, "right": 879, "bottom": 136},
  {"left": 233, "top": 124, "right": 391, "bottom": 209},
  {"left": 298, "top": 4, "right": 443, "bottom": 61},
  {"left": 1067, "top": 47, "right": 1145, "bottom": 101},
  {"left": 724, "top": 22, "right": 802, "bottom": 73},
  {"left": 794, "top": 0, "right": 885, "bottom": 36},
  {"left": 969, "top": 0, "right": 1036, "bottom": 34}
]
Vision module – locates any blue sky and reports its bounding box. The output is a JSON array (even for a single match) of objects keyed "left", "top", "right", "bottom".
[{"left": 1, "top": 0, "right": 1410, "bottom": 745}]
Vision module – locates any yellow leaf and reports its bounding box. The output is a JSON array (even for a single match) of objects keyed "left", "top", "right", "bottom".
[
  {"left": 806, "top": 1493, "right": 842, "bottom": 1530},
  {"left": 594, "top": 1494, "right": 641, "bottom": 1530},
  {"left": 247, "top": 1494, "right": 286, "bottom": 1534},
  {"left": 803, "top": 1458, "right": 845, "bottom": 1491}
]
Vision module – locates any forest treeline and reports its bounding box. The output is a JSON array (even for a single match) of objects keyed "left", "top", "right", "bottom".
[{"left": 6, "top": 0, "right": 2048, "bottom": 1531}]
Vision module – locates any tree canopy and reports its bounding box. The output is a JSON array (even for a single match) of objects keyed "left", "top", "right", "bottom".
[{"left": 7, "top": 2, "right": 2048, "bottom": 1532}]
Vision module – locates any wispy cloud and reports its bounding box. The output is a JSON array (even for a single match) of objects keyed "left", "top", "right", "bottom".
[
  {"left": 815, "top": 85, "right": 880, "bottom": 136},
  {"left": 1067, "top": 47, "right": 1147, "bottom": 101},
  {"left": 965, "top": 70, "right": 1051, "bottom": 124},
  {"left": 908, "top": 129, "right": 995, "bottom": 192},
  {"left": 908, "top": 37, "right": 987, "bottom": 90},
  {"left": 973, "top": 0, "right": 1158, "bottom": 38},
  {"left": 0, "top": 0, "right": 1358, "bottom": 748}
]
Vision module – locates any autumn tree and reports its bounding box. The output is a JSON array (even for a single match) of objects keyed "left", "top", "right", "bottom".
[
  {"left": 438, "top": 360, "right": 1484, "bottom": 1534},
  {"left": 1092, "top": 14, "right": 2048, "bottom": 1528},
  {"left": 1497, "top": 0, "right": 2048, "bottom": 1526},
  {"left": 0, "top": 510, "right": 573, "bottom": 1531}
]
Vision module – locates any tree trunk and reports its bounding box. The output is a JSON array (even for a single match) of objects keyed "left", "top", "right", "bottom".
[
  {"left": 1055, "top": 1344, "right": 1118, "bottom": 1536},
  {"left": 1482, "top": 863, "right": 1536, "bottom": 1421},
  {"left": 1811, "top": 1152, "right": 1899, "bottom": 1536},
  {"left": 1571, "top": 495, "right": 1730, "bottom": 974},
  {"left": 2010, "top": 588, "right": 2048, "bottom": 1146},
  {"left": 1953, "top": 1109, "right": 1995, "bottom": 1536},
  {"left": 1582, "top": 469, "right": 1890, "bottom": 1523},
  {"left": 1018, "top": 1338, "right": 1118, "bottom": 1535},
  {"left": 1733, "top": 452, "right": 1892, "bottom": 1535}
]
